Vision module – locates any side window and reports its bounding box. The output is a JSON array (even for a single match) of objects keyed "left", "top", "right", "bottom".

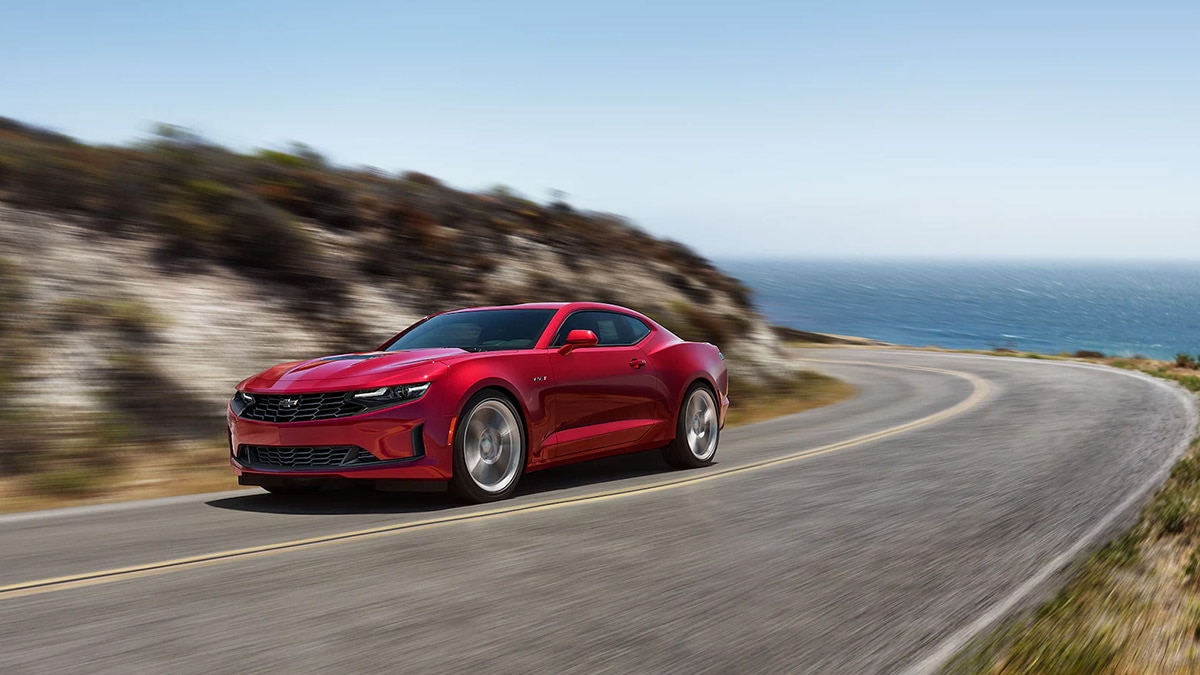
[
  {"left": 552, "top": 311, "right": 651, "bottom": 346},
  {"left": 622, "top": 315, "right": 651, "bottom": 343},
  {"left": 593, "top": 316, "right": 621, "bottom": 345}
]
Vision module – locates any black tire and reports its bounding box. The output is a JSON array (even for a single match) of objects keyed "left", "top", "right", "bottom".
[
  {"left": 450, "top": 390, "right": 527, "bottom": 503},
  {"left": 663, "top": 383, "right": 720, "bottom": 469}
]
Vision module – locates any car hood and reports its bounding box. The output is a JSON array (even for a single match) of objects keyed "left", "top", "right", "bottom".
[{"left": 238, "top": 349, "right": 460, "bottom": 393}]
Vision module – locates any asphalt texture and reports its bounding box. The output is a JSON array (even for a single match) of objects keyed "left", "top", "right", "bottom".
[{"left": 0, "top": 349, "right": 1194, "bottom": 674}]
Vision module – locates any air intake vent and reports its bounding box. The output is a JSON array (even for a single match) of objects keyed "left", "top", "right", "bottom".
[{"left": 237, "top": 445, "right": 382, "bottom": 469}]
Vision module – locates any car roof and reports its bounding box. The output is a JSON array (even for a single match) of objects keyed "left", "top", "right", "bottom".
[{"left": 447, "top": 302, "right": 640, "bottom": 314}]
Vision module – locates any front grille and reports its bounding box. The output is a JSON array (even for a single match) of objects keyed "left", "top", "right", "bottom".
[
  {"left": 238, "top": 392, "right": 370, "bottom": 423},
  {"left": 237, "top": 445, "right": 382, "bottom": 469}
]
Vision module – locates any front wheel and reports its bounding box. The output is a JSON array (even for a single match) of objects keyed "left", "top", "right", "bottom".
[
  {"left": 663, "top": 384, "right": 720, "bottom": 469},
  {"left": 450, "top": 391, "right": 527, "bottom": 503}
]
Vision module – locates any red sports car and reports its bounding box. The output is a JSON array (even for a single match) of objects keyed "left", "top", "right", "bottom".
[{"left": 228, "top": 302, "right": 729, "bottom": 502}]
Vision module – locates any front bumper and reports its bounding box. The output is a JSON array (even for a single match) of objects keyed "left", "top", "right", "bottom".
[{"left": 228, "top": 396, "right": 454, "bottom": 482}]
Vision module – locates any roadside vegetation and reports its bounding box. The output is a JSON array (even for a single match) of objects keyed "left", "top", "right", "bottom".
[
  {"left": 0, "top": 256, "right": 42, "bottom": 476},
  {"left": 0, "top": 288, "right": 231, "bottom": 511},
  {"left": 944, "top": 352, "right": 1200, "bottom": 674},
  {"left": 725, "top": 370, "right": 855, "bottom": 427},
  {"left": 0, "top": 116, "right": 752, "bottom": 340}
]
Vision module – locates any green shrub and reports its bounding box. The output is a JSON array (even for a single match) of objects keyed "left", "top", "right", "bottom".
[
  {"left": 665, "top": 272, "right": 712, "bottom": 303},
  {"left": 1172, "top": 456, "right": 1200, "bottom": 487},
  {"left": 0, "top": 114, "right": 752, "bottom": 330},
  {"left": 101, "top": 352, "right": 213, "bottom": 441},
  {"left": 255, "top": 148, "right": 311, "bottom": 169},
  {"left": 0, "top": 256, "right": 41, "bottom": 474},
  {"left": 183, "top": 177, "right": 234, "bottom": 204},
  {"left": 1186, "top": 549, "right": 1200, "bottom": 586},
  {"left": 655, "top": 302, "right": 737, "bottom": 347},
  {"left": 1175, "top": 375, "right": 1200, "bottom": 393},
  {"left": 0, "top": 152, "right": 14, "bottom": 190},
  {"left": 217, "top": 194, "right": 313, "bottom": 274},
  {"left": 0, "top": 409, "right": 47, "bottom": 474},
  {"left": 32, "top": 466, "right": 110, "bottom": 497},
  {"left": 159, "top": 204, "right": 224, "bottom": 245},
  {"left": 1094, "top": 531, "right": 1140, "bottom": 568},
  {"left": 1000, "top": 633, "right": 1118, "bottom": 674},
  {"left": 54, "top": 297, "right": 165, "bottom": 342},
  {"left": 1176, "top": 353, "right": 1197, "bottom": 369},
  {"left": 1154, "top": 492, "right": 1191, "bottom": 534}
]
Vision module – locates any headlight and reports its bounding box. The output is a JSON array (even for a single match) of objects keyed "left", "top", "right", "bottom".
[{"left": 352, "top": 382, "right": 431, "bottom": 406}]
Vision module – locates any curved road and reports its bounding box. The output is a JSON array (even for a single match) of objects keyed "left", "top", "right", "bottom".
[{"left": 0, "top": 349, "right": 1194, "bottom": 674}]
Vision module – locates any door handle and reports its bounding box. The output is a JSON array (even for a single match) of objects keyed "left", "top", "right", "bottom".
[{"left": 629, "top": 358, "right": 647, "bottom": 370}]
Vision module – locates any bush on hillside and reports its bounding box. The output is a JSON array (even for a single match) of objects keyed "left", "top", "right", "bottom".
[
  {"left": 0, "top": 116, "right": 756, "bottom": 320},
  {"left": 0, "top": 256, "right": 47, "bottom": 474}
]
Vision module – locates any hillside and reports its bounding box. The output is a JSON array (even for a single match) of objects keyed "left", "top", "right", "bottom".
[{"left": 0, "top": 118, "right": 801, "bottom": 496}]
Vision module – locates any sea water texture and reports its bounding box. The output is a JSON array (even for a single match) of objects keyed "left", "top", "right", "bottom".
[{"left": 720, "top": 260, "right": 1200, "bottom": 360}]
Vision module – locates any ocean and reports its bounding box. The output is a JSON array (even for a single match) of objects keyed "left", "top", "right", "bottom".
[{"left": 718, "top": 260, "right": 1200, "bottom": 361}]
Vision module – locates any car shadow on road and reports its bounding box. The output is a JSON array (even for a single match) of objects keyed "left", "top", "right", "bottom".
[{"left": 205, "top": 449, "right": 680, "bottom": 515}]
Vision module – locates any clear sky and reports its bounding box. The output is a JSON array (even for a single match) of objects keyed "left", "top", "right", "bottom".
[{"left": 2, "top": 1, "right": 1197, "bottom": 259}]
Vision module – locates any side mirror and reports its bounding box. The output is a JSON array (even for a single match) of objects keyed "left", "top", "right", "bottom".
[{"left": 558, "top": 329, "right": 599, "bottom": 355}]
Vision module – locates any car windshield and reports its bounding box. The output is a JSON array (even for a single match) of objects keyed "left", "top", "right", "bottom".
[{"left": 385, "top": 309, "right": 557, "bottom": 353}]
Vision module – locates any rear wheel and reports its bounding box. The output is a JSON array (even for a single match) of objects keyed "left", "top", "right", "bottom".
[
  {"left": 450, "top": 390, "right": 526, "bottom": 503},
  {"left": 663, "top": 384, "right": 720, "bottom": 469}
]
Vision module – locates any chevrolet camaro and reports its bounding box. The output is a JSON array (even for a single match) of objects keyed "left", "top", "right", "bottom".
[{"left": 228, "top": 302, "right": 729, "bottom": 502}]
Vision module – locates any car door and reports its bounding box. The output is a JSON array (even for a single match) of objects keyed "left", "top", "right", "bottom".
[{"left": 543, "top": 311, "right": 665, "bottom": 458}]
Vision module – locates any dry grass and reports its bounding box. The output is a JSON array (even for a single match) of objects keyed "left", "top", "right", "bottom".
[
  {"left": 0, "top": 440, "right": 236, "bottom": 514},
  {"left": 724, "top": 369, "right": 855, "bottom": 427},
  {"left": 1104, "top": 357, "right": 1200, "bottom": 394}
]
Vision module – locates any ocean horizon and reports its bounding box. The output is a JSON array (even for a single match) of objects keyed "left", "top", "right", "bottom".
[{"left": 718, "top": 259, "right": 1200, "bottom": 361}]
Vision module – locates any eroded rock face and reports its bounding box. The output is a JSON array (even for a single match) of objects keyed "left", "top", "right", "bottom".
[{"left": 0, "top": 201, "right": 789, "bottom": 437}]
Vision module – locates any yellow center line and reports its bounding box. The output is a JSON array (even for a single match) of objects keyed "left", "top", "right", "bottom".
[{"left": 0, "top": 359, "right": 991, "bottom": 600}]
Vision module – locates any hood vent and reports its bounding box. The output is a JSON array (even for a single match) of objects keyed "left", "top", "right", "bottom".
[{"left": 318, "top": 354, "right": 385, "bottom": 363}]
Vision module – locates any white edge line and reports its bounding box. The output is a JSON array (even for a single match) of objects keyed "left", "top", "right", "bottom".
[
  {"left": 0, "top": 489, "right": 259, "bottom": 526},
  {"left": 895, "top": 356, "right": 1200, "bottom": 674}
]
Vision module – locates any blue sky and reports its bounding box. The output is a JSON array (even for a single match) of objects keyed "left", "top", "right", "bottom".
[{"left": 2, "top": 1, "right": 1197, "bottom": 258}]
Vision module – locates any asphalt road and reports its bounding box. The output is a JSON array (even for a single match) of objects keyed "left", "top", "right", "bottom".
[{"left": 0, "top": 349, "right": 1194, "bottom": 674}]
